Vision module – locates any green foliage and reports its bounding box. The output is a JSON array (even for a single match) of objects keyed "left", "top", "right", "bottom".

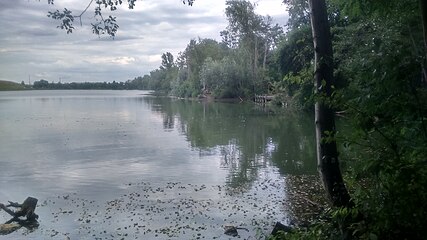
[
  {"left": 273, "top": 0, "right": 349, "bottom": 110},
  {"left": 33, "top": 79, "right": 50, "bottom": 89},
  {"left": 336, "top": 13, "right": 427, "bottom": 239},
  {"left": 224, "top": 0, "right": 261, "bottom": 41},
  {"left": 278, "top": 26, "right": 313, "bottom": 74},
  {"left": 268, "top": 207, "right": 365, "bottom": 240},
  {"left": 281, "top": 67, "right": 313, "bottom": 109},
  {"left": 223, "top": 0, "right": 284, "bottom": 94},
  {"left": 199, "top": 56, "right": 249, "bottom": 98},
  {"left": 330, "top": 0, "right": 418, "bottom": 19},
  {"left": 273, "top": 0, "right": 427, "bottom": 239},
  {"left": 171, "top": 38, "right": 231, "bottom": 97},
  {"left": 161, "top": 52, "right": 175, "bottom": 70},
  {"left": 136, "top": 1, "right": 283, "bottom": 99},
  {"left": 282, "top": 0, "right": 310, "bottom": 29},
  {"left": 273, "top": 25, "right": 314, "bottom": 109}
]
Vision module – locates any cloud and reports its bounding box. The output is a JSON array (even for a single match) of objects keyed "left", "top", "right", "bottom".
[{"left": 0, "top": 0, "right": 288, "bottom": 83}]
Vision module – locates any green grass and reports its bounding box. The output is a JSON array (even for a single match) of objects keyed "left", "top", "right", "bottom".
[{"left": 0, "top": 80, "right": 28, "bottom": 91}]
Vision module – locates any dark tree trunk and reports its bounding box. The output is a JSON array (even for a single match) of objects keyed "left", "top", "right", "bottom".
[
  {"left": 419, "top": 0, "right": 427, "bottom": 83},
  {"left": 420, "top": 0, "right": 427, "bottom": 57},
  {"left": 308, "top": 0, "right": 351, "bottom": 207},
  {"left": 263, "top": 41, "right": 269, "bottom": 71}
]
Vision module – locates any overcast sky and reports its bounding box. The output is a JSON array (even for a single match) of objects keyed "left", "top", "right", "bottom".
[{"left": 0, "top": 0, "right": 288, "bottom": 83}]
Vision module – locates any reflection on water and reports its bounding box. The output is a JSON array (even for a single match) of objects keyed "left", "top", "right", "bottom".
[
  {"left": 143, "top": 97, "right": 317, "bottom": 184},
  {"left": 0, "top": 90, "right": 317, "bottom": 239}
]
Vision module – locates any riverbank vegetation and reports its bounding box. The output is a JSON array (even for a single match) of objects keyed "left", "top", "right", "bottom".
[
  {"left": 270, "top": 0, "right": 427, "bottom": 239},
  {"left": 128, "top": 0, "right": 284, "bottom": 100}
]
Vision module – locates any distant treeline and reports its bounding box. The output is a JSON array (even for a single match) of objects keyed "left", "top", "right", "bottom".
[{"left": 32, "top": 79, "right": 146, "bottom": 90}]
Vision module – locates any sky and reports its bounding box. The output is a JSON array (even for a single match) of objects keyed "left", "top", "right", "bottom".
[{"left": 0, "top": 0, "right": 288, "bottom": 83}]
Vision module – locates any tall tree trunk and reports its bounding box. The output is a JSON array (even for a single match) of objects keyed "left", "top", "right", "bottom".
[
  {"left": 420, "top": 0, "right": 427, "bottom": 58},
  {"left": 254, "top": 35, "right": 259, "bottom": 77},
  {"left": 308, "top": 0, "right": 351, "bottom": 207},
  {"left": 263, "top": 40, "right": 268, "bottom": 71},
  {"left": 419, "top": 0, "right": 427, "bottom": 83}
]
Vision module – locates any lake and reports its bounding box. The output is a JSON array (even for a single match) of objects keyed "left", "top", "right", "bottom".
[{"left": 0, "top": 90, "right": 319, "bottom": 239}]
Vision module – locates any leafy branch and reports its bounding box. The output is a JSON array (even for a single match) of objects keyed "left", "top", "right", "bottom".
[{"left": 46, "top": 0, "right": 195, "bottom": 37}]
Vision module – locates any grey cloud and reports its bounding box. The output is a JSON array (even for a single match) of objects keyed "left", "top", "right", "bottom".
[
  {"left": 0, "top": 1, "right": 28, "bottom": 11},
  {"left": 21, "top": 28, "right": 59, "bottom": 37}
]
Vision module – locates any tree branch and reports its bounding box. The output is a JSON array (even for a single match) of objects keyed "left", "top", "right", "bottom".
[
  {"left": 74, "top": 0, "right": 95, "bottom": 26},
  {"left": 46, "top": 0, "right": 197, "bottom": 36},
  {"left": 0, "top": 204, "right": 15, "bottom": 217},
  {"left": 0, "top": 197, "right": 38, "bottom": 221}
]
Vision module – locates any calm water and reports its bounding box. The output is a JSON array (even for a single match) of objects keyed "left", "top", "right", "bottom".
[{"left": 0, "top": 90, "right": 316, "bottom": 239}]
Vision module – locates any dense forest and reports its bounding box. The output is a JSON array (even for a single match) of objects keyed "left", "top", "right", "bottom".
[
  {"left": 35, "top": 0, "right": 427, "bottom": 239},
  {"left": 127, "top": 1, "right": 284, "bottom": 100}
]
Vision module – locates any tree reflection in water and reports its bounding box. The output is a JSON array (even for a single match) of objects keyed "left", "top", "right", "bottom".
[{"left": 143, "top": 96, "right": 317, "bottom": 189}]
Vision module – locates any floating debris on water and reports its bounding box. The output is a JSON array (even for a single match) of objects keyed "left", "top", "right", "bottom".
[{"left": 2, "top": 175, "right": 325, "bottom": 239}]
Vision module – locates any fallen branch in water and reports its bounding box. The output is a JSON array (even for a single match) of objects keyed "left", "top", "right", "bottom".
[
  {"left": 0, "top": 197, "right": 38, "bottom": 221},
  {"left": 0, "top": 197, "right": 39, "bottom": 235}
]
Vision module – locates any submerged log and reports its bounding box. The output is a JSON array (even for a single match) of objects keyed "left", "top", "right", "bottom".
[
  {"left": 0, "top": 197, "right": 39, "bottom": 235},
  {"left": 223, "top": 225, "right": 249, "bottom": 237},
  {"left": 0, "top": 197, "right": 38, "bottom": 221},
  {"left": 0, "top": 223, "right": 21, "bottom": 235}
]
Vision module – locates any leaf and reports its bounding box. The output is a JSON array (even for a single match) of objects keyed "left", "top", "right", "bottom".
[{"left": 369, "top": 233, "right": 378, "bottom": 240}]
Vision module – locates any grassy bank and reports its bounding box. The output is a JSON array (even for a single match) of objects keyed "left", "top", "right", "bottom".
[{"left": 0, "top": 80, "right": 27, "bottom": 91}]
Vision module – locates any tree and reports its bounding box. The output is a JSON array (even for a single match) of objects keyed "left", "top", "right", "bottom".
[
  {"left": 33, "top": 79, "right": 50, "bottom": 89},
  {"left": 283, "top": 0, "right": 310, "bottom": 29},
  {"left": 335, "top": 0, "right": 427, "bottom": 84},
  {"left": 259, "top": 16, "right": 283, "bottom": 71},
  {"left": 274, "top": 25, "right": 314, "bottom": 109},
  {"left": 161, "top": 52, "right": 175, "bottom": 70},
  {"left": 199, "top": 56, "right": 247, "bottom": 98},
  {"left": 421, "top": 0, "right": 427, "bottom": 76},
  {"left": 223, "top": 0, "right": 283, "bottom": 95},
  {"left": 172, "top": 38, "right": 229, "bottom": 97},
  {"left": 308, "top": 0, "right": 351, "bottom": 207}
]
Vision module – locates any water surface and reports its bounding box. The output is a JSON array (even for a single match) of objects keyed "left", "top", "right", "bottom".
[{"left": 0, "top": 90, "right": 317, "bottom": 239}]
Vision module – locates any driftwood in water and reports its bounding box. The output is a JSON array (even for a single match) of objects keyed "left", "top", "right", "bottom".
[
  {"left": 0, "top": 223, "right": 21, "bottom": 235},
  {"left": 0, "top": 197, "right": 38, "bottom": 221},
  {"left": 0, "top": 197, "right": 39, "bottom": 235},
  {"left": 271, "top": 222, "right": 293, "bottom": 236},
  {"left": 223, "top": 225, "right": 249, "bottom": 237}
]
